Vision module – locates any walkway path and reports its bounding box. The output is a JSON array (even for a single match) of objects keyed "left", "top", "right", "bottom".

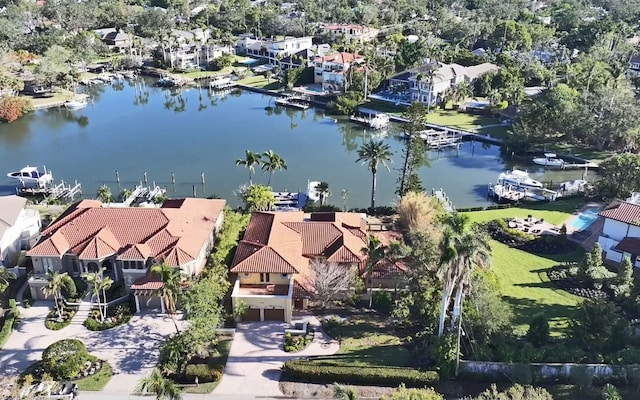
[
  {"left": 0, "top": 300, "right": 183, "bottom": 394},
  {"left": 213, "top": 314, "right": 339, "bottom": 397}
]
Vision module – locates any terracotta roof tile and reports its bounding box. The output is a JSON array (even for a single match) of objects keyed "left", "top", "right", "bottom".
[
  {"left": 230, "top": 245, "right": 298, "bottom": 274},
  {"left": 361, "top": 259, "right": 408, "bottom": 279},
  {"left": 600, "top": 202, "right": 640, "bottom": 226},
  {"left": 118, "top": 244, "right": 153, "bottom": 260},
  {"left": 315, "top": 52, "right": 362, "bottom": 64},
  {"left": 130, "top": 275, "right": 163, "bottom": 290},
  {"left": 27, "top": 231, "right": 70, "bottom": 257}
]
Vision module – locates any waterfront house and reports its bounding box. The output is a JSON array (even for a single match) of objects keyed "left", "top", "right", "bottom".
[
  {"left": 94, "top": 28, "right": 131, "bottom": 51},
  {"left": 236, "top": 36, "right": 313, "bottom": 65},
  {"left": 318, "top": 24, "right": 380, "bottom": 44},
  {"left": 628, "top": 55, "right": 640, "bottom": 77},
  {"left": 230, "top": 211, "right": 367, "bottom": 322},
  {"left": 313, "top": 52, "right": 364, "bottom": 93},
  {"left": 27, "top": 198, "right": 226, "bottom": 311},
  {"left": 0, "top": 196, "right": 41, "bottom": 269},
  {"left": 598, "top": 201, "right": 640, "bottom": 267},
  {"left": 383, "top": 61, "right": 498, "bottom": 106},
  {"left": 278, "top": 45, "right": 331, "bottom": 69}
]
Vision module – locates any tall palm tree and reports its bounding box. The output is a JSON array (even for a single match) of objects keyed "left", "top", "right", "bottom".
[
  {"left": 0, "top": 266, "right": 17, "bottom": 293},
  {"left": 235, "top": 150, "right": 262, "bottom": 185},
  {"left": 315, "top": 182, "right": 331, "bottom": 205},
  {"left": 42, "top": 269, "right": 75, "bottom": 319},
  {"left": 261, "top": 150, "right": 287, "bottom": 186},
  {"left": 150, "top": 263, "right": 182, "bottom": 333},
  {"left": 136, "top": 368, "right": 182, "bottom": 400},
  {"left": 437, "top": 214, "right": 491, "bottom": 337},
  {"left": 361, "top": 235, "right": 385, "bottom": 308},
  {"left": 355, "top": 140, "right": 393, "bottom": 210},
  {"left": 82, "top": 268, "right": 114, "bottom": 323},
  {"left": 455, "top": 80, "right": 473, "bottom": 106}
]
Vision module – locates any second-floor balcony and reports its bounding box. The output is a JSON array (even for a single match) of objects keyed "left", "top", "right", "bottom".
[{"left": 232, "top": 279, "right": 294, "bottom": 298}]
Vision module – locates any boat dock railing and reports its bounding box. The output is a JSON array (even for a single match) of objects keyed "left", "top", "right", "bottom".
[
  {"left": 432, "top": 188, "right": 456, "bottom": 213},
  {"left": 126, "top": 183, "right": 166, "bottom": 206}
]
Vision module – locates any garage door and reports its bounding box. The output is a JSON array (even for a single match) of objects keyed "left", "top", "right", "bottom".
[
  {"left": 244, "top": 308, "right": 261, "bottom": 321},
  {"left": 263, "top": 308, "right": 285, "bottom": 321}
]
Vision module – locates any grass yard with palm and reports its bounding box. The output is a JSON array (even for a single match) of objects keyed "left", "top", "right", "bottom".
[{"left": 463, "top": 199, "right": 587, "bottom": 336}]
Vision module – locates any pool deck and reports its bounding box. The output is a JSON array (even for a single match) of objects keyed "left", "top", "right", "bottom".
[{"left": 562, "top": 202, "right": 605, "bottom": 249}]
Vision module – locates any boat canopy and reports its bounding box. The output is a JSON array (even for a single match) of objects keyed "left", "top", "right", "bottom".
[
  {"left": 19, "top": 166, "right": 39, "bottom": 173},
  {"left": 510, "top": 169, "right": 530, "bottom": 178},
  {"left": 544, "top": 153, "right": 557, "bottom": 158}
]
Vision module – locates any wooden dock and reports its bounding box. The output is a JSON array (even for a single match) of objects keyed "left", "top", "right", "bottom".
[
  {"left": 17, "top": 180, "right": 82, "bottom": 202},
  {"left": 275, "top": 96, "right": 310, "bottom": 110}
]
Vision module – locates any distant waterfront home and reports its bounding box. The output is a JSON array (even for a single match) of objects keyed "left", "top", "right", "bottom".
[
  {"left": 235, "top": 35, "right": 313, "bottom": 65},
  {"left": 382, "top": 62, "right": 499, "bottom": 106},
  {"left": 318, "top": 24, "right": 380, "bottom": 44},
  {"left": 278, "top": 45, "right": 331, "bottom": 69},
  {"left": 313, "top": 52, "right": 364, "bottom": 93},
  {"left": 230, "top": 211, "right": 367, "bottom": 322},
  {"left": 94, "top": 28, "right": 131, "bottom": 51},
  {"left": 598, "top": 201, "right": 640, "bottom": 267},
  {"left": 628, "top": 55, "right": 640, "bottom": 77},
  {"left": 27, "top": 198, "right": 226, "bottom": 310},
  {"left": 0, "top": 196, "right": 41, "bottom": 269}
]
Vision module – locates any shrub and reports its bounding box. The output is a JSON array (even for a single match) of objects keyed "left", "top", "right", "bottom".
[
  {"left": 0, "top": 304, "right": 18, "bottom": 348},
  {"left": 41, "top": 339, "right": 91, "bottom": 379},
  {"left": 429, "top": 334, "right": 457, "bottom": 379},
  {"left": 372, "top": 291, "right": 393, "bottom": 312},
  {"left": 0, "top": 96, "right": 32, "bottom": 123},
  {"left": 282, "top": 359, "right": 439, "bottom": 387},
  {"left": 284, "top": 327, "right": 315, "bottom": 352},
  {"left": 184, "top": 363, "right": 222, "bottom": 383},
  {"left": 526, "top": 313, "right": 549, "bottom": 346},
  {"left": 84, "top": 303, "right": 133, "bottom": 331}
]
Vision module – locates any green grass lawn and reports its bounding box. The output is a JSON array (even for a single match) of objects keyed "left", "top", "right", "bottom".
[
  {"left": 464, "top": 198, "right": 586, "bottom": 226},
  {"left": 237, "top": 75, "right": 282, "bottom": 90},
  {"left": 490, "top": 240, "right": 583, "bottom": 335},
  {"left": 477, "top": 125, "right": 510, "bottom": 140},
  {"left": 318, "top": 315, "right": 410, "bottom": 368},
  {"left": 74, "top": 362, "right": 113, "bottom": 391},
  {"left": 425, "top": 109, "right": 501, "bottom": 131}
]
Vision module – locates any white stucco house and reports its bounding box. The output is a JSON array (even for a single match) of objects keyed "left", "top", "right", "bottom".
[
  {"left": 598, "top": 201, "right": 640, "bottom": 266},
  {"left": 0, "top": 196, "right": 41, "bottom": 268},
  {"left": 236, "top": 36, "right": 313, "bottom": 65},
  {"left": 313, "top": 52, "right": 364, "bottom": 93}
]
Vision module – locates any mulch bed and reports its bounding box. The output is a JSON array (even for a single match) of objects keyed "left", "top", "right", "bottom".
[{"left": 546, "top": 265, "right": 609, "bottom": 300}]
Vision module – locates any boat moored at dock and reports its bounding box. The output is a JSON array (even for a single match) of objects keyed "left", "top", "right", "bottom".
[
  {"left": 275, "top": 95, "right": 310, "bottom": 110},
  {"left": 497, "top": 169, "right": 543, "bottom": 189},
  {"left": 7, "top": 166, "right": 54, "bottom": 188},
  {"left": 533, "top": 153, "right": 565, "bottom": 168}
]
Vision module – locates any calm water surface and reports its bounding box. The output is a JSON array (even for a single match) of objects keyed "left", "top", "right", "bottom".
[{"left": 0, "top": 79, "right": 587, "bottom": 208}]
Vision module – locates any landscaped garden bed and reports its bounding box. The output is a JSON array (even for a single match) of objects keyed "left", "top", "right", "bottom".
[
  {"left": 284, "top": 323, "right": 315, "bottom": 352},
  {"left": 22, "top": 339, "right": 113, "bottom": 391},
  {"left": 485, "top": 219, "right": 577, "bottom": 255},
  {"left": 84, "top": 303, "right": 133, "bottom": 331},
  {"left": 174, "top": 335, "right": 233, "bottom": 394},
  {"left": 44, "top": 302, "right": 78, "bottom": 330}
]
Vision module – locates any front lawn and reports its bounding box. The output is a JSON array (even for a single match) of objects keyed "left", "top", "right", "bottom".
[
  {"left": 490, "top": 240, "right": 583, "bottom": 336},
  {"left": 463, "top": 198, "right": 586, "bottom": 226},
  {"left": 425, "top": 109, "right": 501, "bottom": 131},
  {"left": 237, "top": 75, "right": 282, "bottom": 90},
  {"left": 179, "top": 336, "right": 233, "bottom": 394}
]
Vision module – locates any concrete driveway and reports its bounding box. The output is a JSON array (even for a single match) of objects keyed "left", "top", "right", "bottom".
[
  {"left": 214, "top": 316, "right": 339, "bottom": 397},
  {"left": 0, "top": 301, "right": 182, "bottom": 393}
]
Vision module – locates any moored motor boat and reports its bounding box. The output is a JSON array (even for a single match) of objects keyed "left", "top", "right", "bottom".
[
  {"left": 6, "top": 165, "right": 53, "bottom": 187},
  {"left": 533, "top": 153, "right": 565, "bottom": 168},
  {"left": 64, "top": 99, "right": 88, "bottom": 110},
  {"left": 497, "top": 169, "right": 543, "bottom": 189}
]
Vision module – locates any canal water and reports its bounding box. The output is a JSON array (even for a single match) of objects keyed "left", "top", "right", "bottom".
[{"left": 0, "top": 79, "right": 587, "bottom": 209}]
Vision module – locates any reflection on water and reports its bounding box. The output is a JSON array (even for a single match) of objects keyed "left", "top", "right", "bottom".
[{"left": 0, "top": 79, "right": 594, "bottom": 208}]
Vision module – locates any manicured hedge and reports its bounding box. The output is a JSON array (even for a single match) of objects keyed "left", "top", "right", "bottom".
[
  {"left": 184, "top": 363, "right": 223, "bottom": 383},
  {"left": 0, "top": 300, "right": 19, "bottom": 348},
  {"left": 282, "top": 359, "right": 439, "bottom": 387}
]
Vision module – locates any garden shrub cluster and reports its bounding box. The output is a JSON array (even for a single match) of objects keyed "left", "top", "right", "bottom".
[
  {"left": 284, "top": 325, "right": 315, "bottom": 353},
  {"left": 486, "top": 219, "right": 575, "bottom": 254},
  {"left": 84, "top": 303, "right": 133, "bottom": 331},
  {"left": 41, "top": 339, "right": 93, "bottom": 379},
  {"left": 183, "top": 363, "right": 223, "bottom": 383},
  {"left": 0, "top": 96, "right": 33, "bottom": 123},
  {"left": 282, "top": 359, "right": 439, "bottom": 387},
  {"left": 0, "top": 299, "right": 19, "bottom": 348},
  {"left": 45, "top": 302, "right": 78, "bottom": 330}
]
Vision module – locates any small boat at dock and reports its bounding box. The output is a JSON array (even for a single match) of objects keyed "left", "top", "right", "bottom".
[
  {"left": 533, "top": 153, "right": 565, "bottom": 168},
  {"left": 64, "top": 99, "right": 88, "bottom": 110},
  {"left": 209, "top": 75, "right": 235, "bottom": 90},
  {"left": 498, "top": 169, "right": 543, "bottom": 189},
  {"left": 7, "top": 165, "right": 54, "bottom": 188},
  {"left": 275, "top": 95, "right": 310, "bottom": 110},
  {"left": 350, "top": 110, "right": 390, "bottom": 130}
]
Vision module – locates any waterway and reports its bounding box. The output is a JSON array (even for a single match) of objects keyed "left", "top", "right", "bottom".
[{"left": 0, "top": 79, "right": 588, "bottom": 209}]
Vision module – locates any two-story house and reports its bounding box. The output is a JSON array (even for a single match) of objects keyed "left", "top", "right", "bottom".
[
  {"left": 386, "top": 62, "right": 499, "bottom": 106},
  {"left": 313, "top": 52, "right": 364, "bottom": 93},
  {"left": 230, "top": 211, "right": 367, "bottom": 322},
  {"left": 27, "top": 198, "right": 226, "bottom": 311},
  {"left": 0, "top": 196, "right": 41, "bottom": 269},
  {"left": 236, "top": 36, "right": 313, "bottom": 65},
  {"left": 628, "top": 55, "right": 640, "bottom": 77},
  {"left": 319, "top": 24, "right": 380, "bottom": 44},
  {"left": 598, "top": 201, "right": 640, "bottom": 267}
]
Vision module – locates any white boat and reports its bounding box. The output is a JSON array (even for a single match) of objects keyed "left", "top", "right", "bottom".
[
  {"left": 533, "top": 153, "right": 565, "bottom": 168},
  {"left": 306, "top": 181, "right": 321, "bottom": 203},
  {"left": 497, "top": 169, "right": 543, "bottom": 189},
  {"left": 559, "top": 179, "right": 588, "bottom": 193},
  {"left": 7, "top": 165, "right": 53, "bottom": 187},
  {"left": 64, "top": 99, "right": 88, "bottom": 110},
  {"left": 369, "top": 113, "right": 390, "bottom": 130}
]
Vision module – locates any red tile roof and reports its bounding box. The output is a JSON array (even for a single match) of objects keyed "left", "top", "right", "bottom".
[
  {"left": 600, "top": 202, "right": 640, "bottom": 226},
  {"left": 130, "top": 275, "right": 163, "bottom": 290},
  {"left": 28, "top": 198, "right": 225, "bottom": 269},
  {"left": 361, "top": 259, "right": 408, "bottom": 279},
  {"left": 315, "top": 52, "right": 362, "bottom": 64},
  {"left": 230, "top": 211, "right": 367, "bottom": 275}
]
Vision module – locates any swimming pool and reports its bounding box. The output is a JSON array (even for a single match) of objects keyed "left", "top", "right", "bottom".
[{"left": 569, "top": 206, "right": 601, "bottom": 231}]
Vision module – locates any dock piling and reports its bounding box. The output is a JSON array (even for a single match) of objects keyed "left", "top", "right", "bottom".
[
  {"left": 201, "top": 172, "right": 205, "bottom": 185},
  {"left": 171, "top": 172, "right": 175, "bottom": 184},
  {"left": 115, "top": 170, "right": 120, "bottom": 184},
  {"left": 143, "top": 172, "right": 147, "bottom": 184},
  {"left": 192, "top": 185, "right": 197, "bottom": 198}
]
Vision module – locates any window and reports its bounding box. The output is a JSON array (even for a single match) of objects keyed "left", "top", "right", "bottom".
[
  {"left": 260, "top": 273, "right": 270, "bottom": 283},
  {"left": 71, "top": 259, "right": 80, "bottom": 273},
  {"left": 281, "top": 274, "right": 289, "bottom": 279},
  {"left": 243, "top": 272, "right": 251, "bottom": 277},
  {"left": 42, "top": 258, "right": 54, "bottom": 270}
]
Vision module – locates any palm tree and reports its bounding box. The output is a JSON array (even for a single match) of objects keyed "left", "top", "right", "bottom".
[
  {"left": 136, "top": 368, "right": 182, "bottom": 400},
  {"left": 96, "top": 185, "right": 114, "bottom": 203},
  {"left": 150, "top": 263, "right": 182, "bottom": 333},
  {"left": 437, "top": 214, "right": 491, "bottom": 337},
  {"left": 42, "top": 269, "right": 75, "bottom": 319},
  {"left": 315, "top": 182, "right": 331, "bottom": 205},
  {"left": 235, "top": 150, "right": 262, "bottom": 185},
  {"left": 261, "top": 150, "right": 287, "bottom": 186},
  {"left": 455, "top": 80, "right": 473, "bottom": 106},
  {"left": 355, "top": 140, "right": 393, "bottom": 210},
  {"left": 361, "top": 235, "right": 385, "bottom": 308},
  {"left": 82, "top": 268, "right": 114, "bottom": 323},
  {"left": 0, "top": 266, "right": 17, "bottom": 293}
]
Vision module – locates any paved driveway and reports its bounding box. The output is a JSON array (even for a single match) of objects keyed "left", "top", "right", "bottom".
[
  {"left": 214, "top": 316, "right": 339, "bottom": 397},
  {"left": 0, "top": 301, "right": 182, "bottom": 393}
]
